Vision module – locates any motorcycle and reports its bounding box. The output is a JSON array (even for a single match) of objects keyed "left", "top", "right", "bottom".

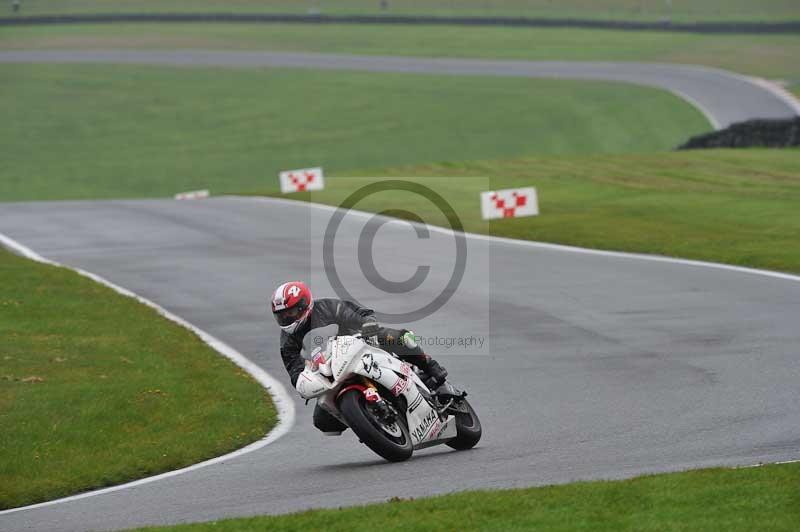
[{"left": 295, "top": 334, "right": 482, "bottom": 462}]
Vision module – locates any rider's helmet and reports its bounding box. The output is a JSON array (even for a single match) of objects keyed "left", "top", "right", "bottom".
[{"left": 271, "top": 281, "right": 314, "bottom": 334}]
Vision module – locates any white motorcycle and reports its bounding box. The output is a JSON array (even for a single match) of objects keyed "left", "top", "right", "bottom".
[{"left": 295, "top": 334, "right": 482, "bottom": 462}]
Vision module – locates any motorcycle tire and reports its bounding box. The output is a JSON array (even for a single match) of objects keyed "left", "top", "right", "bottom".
[
  {"left": 339, "top": 389, "right": 413, "bottom": 462},
  {"left": 446, "top": 397, "right": 482, "bottom": 450}
]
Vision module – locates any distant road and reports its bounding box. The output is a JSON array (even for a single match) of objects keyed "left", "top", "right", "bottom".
[
  {"left": 1, "top": 49, "right": 798, "bottom": 129},
  {"left": 1, "top": 13, "right": 799, "bottom": 34}
]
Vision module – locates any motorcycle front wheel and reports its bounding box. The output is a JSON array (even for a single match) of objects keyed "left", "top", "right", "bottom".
[
  {"left": 446, "top": 397, "right": 482, "bottom": 450},
  {"left": 339, "top": 389, "right": 413, "bottom": 462}
]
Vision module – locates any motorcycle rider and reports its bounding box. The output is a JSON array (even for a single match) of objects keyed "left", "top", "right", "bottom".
[{"left": 271, "top": 280, "right": 448, "bottom": 435}]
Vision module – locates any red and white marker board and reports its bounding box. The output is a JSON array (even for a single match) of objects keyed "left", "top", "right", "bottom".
[
  {"left": 480, "top": 187, "right": 538, "bottom": 220},
  {"left": 174, "top": 189, "right": 209, "bottom": 200},
  {"left": 279, "top": 167, "right": 325, "bottom": 193}
]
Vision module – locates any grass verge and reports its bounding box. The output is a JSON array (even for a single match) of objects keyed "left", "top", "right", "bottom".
[
  {"left": 3, "top": 23, "right": 799, "bottom": 84},
  {"left": 254, "top": 149, "right": 800, "bottom": 274},
  {"left": 0, "top": 248, "right": 277, "bottom": 509},
  {"left": 0, "top": 63, "right": 708, "bottom": 202},
  {"left": 136, "top": 461, "right": 800, "bottom": 531}
]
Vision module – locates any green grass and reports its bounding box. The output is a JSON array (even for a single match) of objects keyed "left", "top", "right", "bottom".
[
  {"left": 7, "top": 0, "right": 800, "bottom": 22},
  {"left": 0, "top": 248, "right": 277, "bottom": 509},
  {"left": 0, "top": 63, "right": 708, "bottom": 202},
  {"left": 137, "top": 461, "right": 800, "bottom": 531},
  {"left": 3, "top": 24, "right": 800, "bottom": 85},
  {"left": 255, "top": 149, "right": 800, "bottom": 274}
]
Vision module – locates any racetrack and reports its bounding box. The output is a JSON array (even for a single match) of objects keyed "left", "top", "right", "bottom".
[
  {"left": 1, "top": 197, "right": 799, "bottom": 531},
  {"left": 1, "top": 50, "right": 799, "bottom": 128}
]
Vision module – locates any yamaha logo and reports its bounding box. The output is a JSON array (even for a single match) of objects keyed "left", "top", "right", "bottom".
[{"left": 412, "top": 409, "right": 437, "bottom": 441}]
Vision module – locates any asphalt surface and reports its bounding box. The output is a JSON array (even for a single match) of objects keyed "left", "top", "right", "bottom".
[
  {"left": 1, "top": 197, "right": 799, "bottom": 531},
  {"left": 1, "top": 50, "right": 799, "bottom": 128}
]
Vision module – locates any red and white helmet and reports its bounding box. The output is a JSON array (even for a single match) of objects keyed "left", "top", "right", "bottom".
[{"left": 271, "top": 281, "right": 314, "bottom": 334}]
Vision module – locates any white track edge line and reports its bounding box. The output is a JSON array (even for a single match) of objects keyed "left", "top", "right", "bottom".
[
  {"left": 744, "top": 76, "right": 800, "bottom": 115},
  {"left": 668, "top": 88, "right": 720, "bottom": 130},
  {"left": 227, "top": 194, "right": 800, "bottom": 283},
  {"left": 738, "top": 458, "right": 800, "bottom": 469},
  {"left": 676, "top": 62, "right": 800, "bottom": 116},
  {"left": 0, "top": 232, "right": 296, "bottom": 516}
]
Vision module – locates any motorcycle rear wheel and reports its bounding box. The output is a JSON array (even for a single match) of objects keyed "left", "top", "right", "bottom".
[
  {"left": 446, "top": 397, "right": 482, "bottom": 450},
  {"left": 339, "top": 390, "right": 413, "bottom": 462}
]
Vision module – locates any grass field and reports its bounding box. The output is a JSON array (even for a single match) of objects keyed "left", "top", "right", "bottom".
[
  {"left": 6, "top": 0, "right": 800, "bottom": 22},
  {"left": 3, "top": 23, "right": 799, "bottom": 87},
  {"left": 136, "top": 461, "right": 800, "bottom": 531},
  {"left": 254, "top": 149, "right": 800, "bottom": 274},
  {"left": 0, "top": 63, "right": 709, "bottom": 202},
  {"left": 0, "top": 248, "right": 277, "bottom": 509}
]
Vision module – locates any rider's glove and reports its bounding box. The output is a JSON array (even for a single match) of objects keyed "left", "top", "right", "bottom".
[
  {"left": 424, "top": 359, "right": 448, "bottom": 390},
  {"left": 360, "top": 320, "right": 380, "bottom": 339},
  {"left": 400, "top": 330, "right": 418, "bottom": 349}
]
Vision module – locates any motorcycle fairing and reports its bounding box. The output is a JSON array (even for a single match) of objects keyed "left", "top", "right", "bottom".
[{"left": 330, "top": 336, "right": 458, "bottom": 447}]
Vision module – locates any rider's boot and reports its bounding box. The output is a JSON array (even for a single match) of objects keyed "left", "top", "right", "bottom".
[{"left": 399, "top": 330, "right": 448, "bottom": 389}]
